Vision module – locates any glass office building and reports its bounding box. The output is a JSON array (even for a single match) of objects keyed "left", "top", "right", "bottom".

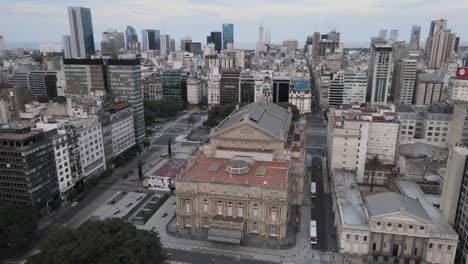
[{"left": 223, "top": 23, "right": 234, "bottom": 50}]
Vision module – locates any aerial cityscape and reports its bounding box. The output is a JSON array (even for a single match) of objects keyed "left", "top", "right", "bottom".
[{"left": 1, "top": 2, "right": 468, "bottom": 264}]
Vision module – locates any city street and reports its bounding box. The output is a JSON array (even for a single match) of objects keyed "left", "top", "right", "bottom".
[{"left": 305, "top": 113, "right": 337, "bottom": 252}]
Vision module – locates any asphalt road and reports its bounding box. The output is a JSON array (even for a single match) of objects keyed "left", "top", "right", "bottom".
[
  {"left": 305, "top": 114, "right": 337, "bottom": 252},
  {"left": 165, "top": 249, "right": 277, "bottom": 264}
]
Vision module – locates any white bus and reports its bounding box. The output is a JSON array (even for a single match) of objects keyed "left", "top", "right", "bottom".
[
  {"left": 310, "top": 182, "right": 317, "bottom": 198},
  {"left": 310, "top": 220, "right": 318, "bottom": 244}
]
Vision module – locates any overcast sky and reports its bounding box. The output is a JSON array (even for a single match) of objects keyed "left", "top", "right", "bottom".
[{"left": 1, "top": 0, "right": 467, "bottom": 48}]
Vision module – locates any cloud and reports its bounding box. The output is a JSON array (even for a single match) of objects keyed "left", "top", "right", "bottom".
[{"left": 0, "top": 0, "right": 466, "bottom": 46}]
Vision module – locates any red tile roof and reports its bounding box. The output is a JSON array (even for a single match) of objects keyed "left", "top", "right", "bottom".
[
  {"left": 111, "top": 101, "right": 130, "bottom": 110},
  {"left": 180, "top": 152, "right": 289, "bottom": 188}
]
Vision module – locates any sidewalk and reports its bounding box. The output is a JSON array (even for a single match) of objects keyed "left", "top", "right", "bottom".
[{"left": 137, "top": 196, "right": 366, "bottom": 264}]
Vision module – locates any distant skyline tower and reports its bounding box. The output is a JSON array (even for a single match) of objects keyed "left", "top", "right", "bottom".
[
  {"left": 67, "top": 7, "right": 95, "bottom": 58},
  {"left": 256, "top": 24, "right": 265, "bottom": 53},
  {"left": 379, "top": 29, "right": 388, "bottom": 40},
  {"left": 208, "top": 32, "right": 222, "bottom": 53},
  {"left": 125, "top": 25, "right": 138, "bottom": 51},
  {"left": 222, "top": 23, "right": 234, "bottom": 50},
  {"left": 389, "top": 29, "right": 399, "bottom": 41},
  {"left": 141, "top": 29, "right": 160, "bottom": 51},
  {"left": 160, "top": 34, "right": 170, "bottom": 55},
  {"left": 265, "top": 29, "right": 270, "bottom": 45},
  {"left": 368, "top": 43, "right": 393, "bottom": 105},
  {"left": 409, "top": 25, "right": 421, "bottom": 50},
  {"left": 0, "top": 36, "right": 5, "bottom": 50},
  {"left": 180, "top": 37, "right": 192, "bottom": 51}
]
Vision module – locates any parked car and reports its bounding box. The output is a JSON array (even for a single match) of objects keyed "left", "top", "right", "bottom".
[{"left": 162, "top": 213, "right": 168, "bottom": 218}]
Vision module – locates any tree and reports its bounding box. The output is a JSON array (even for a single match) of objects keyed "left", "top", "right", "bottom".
[
  {"left": 27, "top": 218, "right": 166, "bottom": 264},
  {"left": 144, "top": 100, "right": 183, "bottom": 125},
  {"left": 203, "top": 103, "right": 240, "bottom": 127},
  {"left": 276, "top": 102, "right": 300, "bottom": 121},
  {"left": 368, "top": 155, "right": 382, "bottom": 192},
  {"left": 0, "top": 203, "right": 39, "bottom": 260},
  {"left": 187, "top": 114, "right": 196, "bottom": 135}
]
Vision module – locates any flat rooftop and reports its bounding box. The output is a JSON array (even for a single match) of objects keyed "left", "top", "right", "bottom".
[
  {"left": 179, "top": 152, "right": 289, "bottom": 188},
  {"left": 334, "top": 170, "right": 368, "bottom": 227}
]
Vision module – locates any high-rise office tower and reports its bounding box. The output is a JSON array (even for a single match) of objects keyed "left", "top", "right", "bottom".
[
  {"left": 125, "top": 26, "right": 138, "bottom": 51},
  {"left": 162, "top": 70, "right": 188, "bottom": 107},
  {"left": 379, "top": 29, "right": 388, "bottom": 40},
  {"left": 413, "top": 73, "right": 444, "bottom": 106},
  {"left": 223, "top": 23, "right": 234, "bottom": 50},
  {"left": 208, "top": 32, "right": 222, "bottom": 53},
  {"left": 186, "top": 42, "right": 202, "bottom": 54},
  {"left": 169, "top": 38, "right": 175, "bottom": 52},
  {"left": 389, "top": 29, "right": 399, "bottom": 41},
  {"left": 108, "top": 59, "right": 145, "bottom": 145},
  {"left": 62, "top": 35, "right": 72, "bottom": 58},
  {"left": 63, "top": 58, "right": 145, "bottom": 144},
  {"left": 160, "top": 34, "right": 170, "bottom": 56},
  {"left": 219, "top": 70, "right": 241, "bottom": 105},
  {"left": 256, "top": 24, "right": 265, "bottom": 53},
  {"left": 180, "top": 37, "right": 192, "bottom": 51},
  {"left": 428, "top": 29, "right": 457, "bottom": 69},
  {"left": 343, "top": 73, "right": 367, "bottom": 105},
  {"left": 142, "top": 29, "right": 160, "bottom": 51},
  {"left": 409, "top": 25, "right": 421, "bottom": 50},
  {"left": 368, "top": 44, "right": 393, "bottom": 105},
  {"left": 312, "top": 30, "right": 341, "bottom": 61},
  {"left": 0, "top": 126, "right": 59, "bottom": 214},
  {"left": 101, "top": 30, "right": 125, "bottom": 58},
  {"left": 67, "top": 7, "right": 95, "bottom": 58},
  {"left": 0, "top": 36, "right": 5, "bottom": 50},
  {"left": 425, "top": 19, "right": 450, "bottom": 65},
  {"left": 392, "top": 56, "right": 418, "bottom": 104}
]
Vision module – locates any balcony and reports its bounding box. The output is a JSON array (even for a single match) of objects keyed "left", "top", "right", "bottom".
[{"left": 210, "top": 215, "right": 245, "bottom": 230}]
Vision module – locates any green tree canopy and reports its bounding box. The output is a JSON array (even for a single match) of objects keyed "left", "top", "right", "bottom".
[
  {"left": 276, "top": 102, "right": 300, "bottom": 121},
  {"left": 203, "top": 103, "right": 240, "bottom": 127},
  {"left": 27, "top": 218, "right": 166, "bottom": 264},
  {"left": 144, "top": 100, "right": 183, "bottom": 125},
  {"left": 0, "top": 202, "right": 39, "bottom": 260}
]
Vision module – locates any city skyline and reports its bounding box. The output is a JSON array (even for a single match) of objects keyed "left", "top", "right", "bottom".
[{"left": 1, "top": 0, "right": 467, "bottom": 49}]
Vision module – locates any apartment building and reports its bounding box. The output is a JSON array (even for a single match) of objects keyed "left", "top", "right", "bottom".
[{"left": 327, "top": 104, "right": 400, "bottom": 183}]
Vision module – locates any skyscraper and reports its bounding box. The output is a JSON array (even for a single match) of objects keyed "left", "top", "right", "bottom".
[
  {"left": 67, "top": 7, "right": 95, "bottom": 58},
  {"left": 368, "top": 44, "right": 393, "bottom": 105},
  {"left": 101, "top": 30, "right": 125, "bottom": 58},
  {"left": 392, "top": 56, "right": 418, "bottom": 104},
  {"left": 169, "top": 38, "right": 176, "bottom": 52},
  {"left": 222, "top": 23, "right": 234, "bottom": 50},
  {"left": 180, "top": 37, "right": 192, "bottom": 51},
  {"left": 256, "top": 24, "right": 265, "bottom": 53},
  {"left": 125, "top": 26, "right": 138, "bottom": 51},
  {"left": 0, "top": 36, "right": 5, "bottom": 50},
  {"left": 429, "top": 29, "right": 457, "bottom": 69},
  {"left": 142, "top": 29, "right": 160, "bottom": 51},
  {"left": 379, "top": 29, "right": 388, "bottom": 40},
  {"left": 160, "top": 34, "right": 170, "bottom": 55},
  {"left": 108, "top": 59, "right": 145, "bottom": 145},
  {"left": 62, "top": 35, "right": 72, "bottom": 58},
  {"left": 389, "top": 29, "right": 399, "bottom": 41},
  {"left": 208, "top": 32, "right": 222, "bottom": 53},
  {"left": 425, "top": 19, "right": 449, "bottom": 62},
  {"left": 409, "top": 25, "right": 421, "bottom": 50}
]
